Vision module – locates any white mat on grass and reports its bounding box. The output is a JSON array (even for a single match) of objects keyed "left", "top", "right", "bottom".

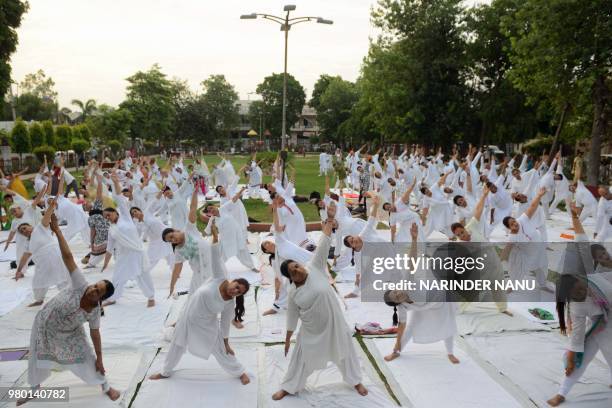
[
  {"left": 463, "top": 331, "right": 612, "bottom": 407},
  {"left": 0, "top": 360, "right": 28, "bottom": 408},
  {"left": 0, "top": 287, "right": 31, "bottom": 317},
  {"left": 0, "top": 245, "right": 16, "bottom": 262},
  {"left": 367, "top": 337, "right": 521, "bottom": 408},
  {"left": 100, "top": 297, "right": 172, "bottom": 347},
  {"left": 133, "top": 343, "right": 261, "bottom": 408},
  {"left": 8, "top": 347, "right": 154, "bottom": 408},
  {"left": 457, "top": 303, "right": 551, "bottom": 336},
  {"left": 263, "top": 341, "right": 396, "bottom": 408}
]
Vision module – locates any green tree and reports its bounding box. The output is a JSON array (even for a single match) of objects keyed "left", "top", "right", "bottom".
[
  {"left": 502, "top": 0, "right": 612, "bottom": 183},
  {"left": 4, "top": 93, "right": 57, "bottom": 121},
  {"left": 255, "top": 73, "right": 306, "bottom": 145},
  {"left": 464, "top": 0, "right": 542, "bottom": 146},
  {"left": 86, "top": 105, "right": 133, "bottom": 143},
  {"left": 317, "top": 77, "right": 359, "bottom": 145},
  {"left": 19, "top": 69, "right": 58, "bottom": 100},
  {"left": 55, "top": 125, "right": 73, "bottom": 151},
  {"left": 362, "top": 0, "right": 471, "bottom": 145},
  {"left": 309, "top": 74, "right": 339, "bottom": 112},
  {"left": 11, "top": 119, "right": 30, "bottom": 161},
  {"left": 200, "top": 74, "right": 239, "bottom": 144},
  {"left": 29, "top": 122, "right": 45, "bottom": 148},
  {"left": 41, "top": 120, "right": 56, "bottom": 147},
  {"left": 70, "top": 99, "right": 97, "bottom": 122},
  {"left": 120, "top": 64, "right": 175, "bottom": 147},
  {"left": 248, "top": 100, "right": 267, "bottom": 138},
  {"left": 75, "top": 124, "right": 92, "bottom": 142},
  {"left": 0, "top": 1, "right": 29, "bottom": 98}
]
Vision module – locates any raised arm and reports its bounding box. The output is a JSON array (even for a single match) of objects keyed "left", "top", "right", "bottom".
[
  {"left": 400, "top": 178, "right": 417, "bottom": 205},
  {"left": 41, "top": 197, "right": 58, "bottom": 228},
  {"left": 50, "top": 214, "right": 77, "bottom": 273},
  {"left": 473, "top": 186, "right": 490, "bottom": 222},
  {"left": 188, "top": 186, "right": 198, "bottom": 224},
  {"left": 525, "top": 188, "right": 547, "bottom": 219}
]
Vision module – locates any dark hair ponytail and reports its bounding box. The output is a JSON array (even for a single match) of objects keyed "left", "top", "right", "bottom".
[
  {"left": 383, "top": 290, "right": 399, "bottom": 327},
  {"left": 261, "top": 242, "right": 275, "bottom": 266},
  {"left": 556, "top": 274, "right": 580, "bottom": 335},
  {"left": 234, "top": 295, "right": 245, "bottom": 322}
]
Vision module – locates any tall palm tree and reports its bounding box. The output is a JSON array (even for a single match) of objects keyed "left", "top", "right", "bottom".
[
  {"left": 71, "top": 99, "right": 97, "bottom": 122},
  {"left": 58, "top": 107, "right": 72, "bottom": 124}
]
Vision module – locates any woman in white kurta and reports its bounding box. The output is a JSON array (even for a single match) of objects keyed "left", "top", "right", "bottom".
[
  {"left": 15, "top": 200, "right": 70, "bottom": 306},
  {"left": 501, "top": 188, "right": 550, "bottom": 290},
  {"left": 164, "top": 187, "right": 215, "bottom": 297},
  {"left": 202, "top": 187, "right": 256, "bottom": 272},
  {"left": 23, "top": 215, "right": 120, "bottom": 405},
  {"left": 130, "top": 205, "right": 174, "bottom": 274},
  {"left": 548, "top": 207, "right": 612, "bottom": 406},
  {"left": 261, "top": 204, "right": 314, "bottom": 315},
  {"left": 149, "top": 225, "right": 251, "bottom": 385},
  {"left": 55, "top": 174, "right": 90, "bottom": 243},
  {"left": 272, "top": 219, "right": 368, "bottom": 400},
  {"left": 101, "top": 174, "right": 155, "bottom": 307}
]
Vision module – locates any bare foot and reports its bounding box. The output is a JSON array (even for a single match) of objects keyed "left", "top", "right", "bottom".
[
  {"left": 547, "top": 394, "right": 565, "bottom": 406},
  {"left": 355, "top": 383, "right": 368, "bottom": 396},
  {"left": 27, "top": 301, "right": 43, "bottom": 307},
  {"left": 251, "top": 268, "right": 259, "bottom": 273},
  {"left": 232, "top": 320, "right": 244, "bottom": 329},
  {"left": 240, "top": 373, "right": 250, "bottom": 385},
  {"left": 81, "top": 256, "right": 90, "bottom": 264},
  {"left": 272, "top": 390, "right": 290, "bottom": 400},
  {"left": 106, "top": 387, "right": 120, "bottom": 401},
  {"left": 501, "top": 310, "right": 514, "bottom": 317},
  {"left": 384, "top": 351, "right": 400, "bottom": 362},
  {"left": 148, "top": 373, "right": 169, "bottom": 380},
  {"left": 448, "top": 354, "right": 460, "bottom": 364},
  {"left": 147, "top": 299, "right": 155, "bottom": 308},
  {"left": 102, "top": 300, "right": 116, "bottom": 307},
  {"left": 263, "top": 308, "right": 278, "bottom": 316},
  {"left": 344, "top": 292, "right": 359, "bottom": 299}
]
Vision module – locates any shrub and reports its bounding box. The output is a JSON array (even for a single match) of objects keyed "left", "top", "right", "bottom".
[
  {"left": 55, "top": 125, "right": 73, "bottom": 151},
  {"left": 33, "top": 145, "right": 56, "bottom": 163},
  {"left": 29, "top": 122, "right": 46, "bottom": 148},
  {"left": 11, "top": 119, "right": 30, "bottom": 158},
  {"left": 107, "top": 139, "right": 122, "bottom": 156},
  {"left": 42, "top": 120, "right": 56, "bottom": 147}
]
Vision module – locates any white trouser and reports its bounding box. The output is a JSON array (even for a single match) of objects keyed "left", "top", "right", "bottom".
[
  {"left": 579, "top": 205, "right": 597, "bottom": 223},
  {"left": 110, "top": 269, "right": 155, "bottom": 301},
  {"left": 87, "top": 253, "right": 105, "bottom": 267},
  {"left": 235, "top": 248, "right": 255, "bottom": 270},
  {"left": 280, "top": 338, "right": 362, "bottom": 394},
  {"left": 33, "top": 280, "right": 69, "bottom": 302},
  {"left": 559, "top": 323, "right": 612, "bottom": 397},
  {"left": 29, "top": 353, "right": 109, "bottom": 392},
  {"left": 273, "top": 277, "right": 289, "bottom": 310},
  {"left": 161, "top": 333, "right": 245, "bottom": 378},
  {"left": 550, "top": 196, "right": 571, "bottom": 215}
]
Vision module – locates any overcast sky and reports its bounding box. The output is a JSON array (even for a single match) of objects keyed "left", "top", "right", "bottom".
[{"left": 10, "top": 0, "right": 380, "bottom": 107}]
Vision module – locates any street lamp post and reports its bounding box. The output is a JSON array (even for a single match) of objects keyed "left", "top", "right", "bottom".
[{"left": 241, "top": 5, "right": 332, "bottom": 151}]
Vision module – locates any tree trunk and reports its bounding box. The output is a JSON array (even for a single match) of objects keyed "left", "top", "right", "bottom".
[
  {"left": 587, "top": 75, "right": 608, "bottom": 185},
  {"left": 549, "top": 102, "right": 570, "bottom": 157},
  {"left": 478, "top": 120, "right": 486, "bottom": 147}
]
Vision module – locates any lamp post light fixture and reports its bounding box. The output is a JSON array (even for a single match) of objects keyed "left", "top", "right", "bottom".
[{"left": 241, "top": 5, "right": 333, "bottom": 151}]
